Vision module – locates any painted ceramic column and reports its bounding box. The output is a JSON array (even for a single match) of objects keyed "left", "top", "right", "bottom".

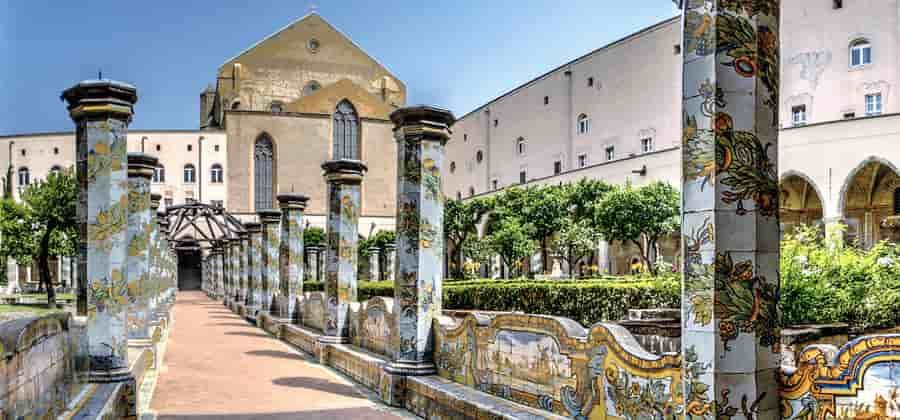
[
  {"left": 320, "top": 160, "right": 367, "bottom": 343},
  {"left": 383, "top": 243, "right": 396, "bottom": 282},
  {"left": 680, "top": 1, "right": 781, "bottom": 418},
  {"left": 277, "top": 193, "right": 308, "bottom": 321},
  {"left": 368, "top": 246, "right": 380, "bottom": 281},
  {"left": 240, "top": 231, "right": 250, "bottom": 304},
  {"left": 126, "top": 153, "right": 157, "bottom": 340},
  {"left": 157, "top": 211, "right": 169, "bottom": 301},
  {"left": 258, "top": 209, "right": 280, "bottom": 313},
  {"left": 386, "top": 105, "right": 454, "bottom": 375},
  {"left": 222, "top": 240, "right": 231, "bottom": 300},
  {"left": 148, "top": 194, "right": 161, "bottom": 318},
  {"left": 245, "top": 222, "right": 263, "bottom": 310},
  {"left": 231, "top": 239, "right": 240, "bottom": 301},
  {"left": 63, "top": 79, "right": 137, "bottom": 381}
]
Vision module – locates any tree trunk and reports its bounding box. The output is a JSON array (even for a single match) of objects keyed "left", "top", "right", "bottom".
[
  {"left": 541, "top": 238, "right": 549, "bottom": 275},
  {"left": 38, "top": 227, "right": 56, "bottom": 306}
]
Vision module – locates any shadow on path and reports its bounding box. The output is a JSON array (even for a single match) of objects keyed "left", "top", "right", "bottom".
[{"left": 246, "top": 349, "right": 306, "bottom": 361}]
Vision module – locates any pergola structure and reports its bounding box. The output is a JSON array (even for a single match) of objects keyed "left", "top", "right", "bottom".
[{"left": 164, "top": 203, "right": 246, "bottom": 250}]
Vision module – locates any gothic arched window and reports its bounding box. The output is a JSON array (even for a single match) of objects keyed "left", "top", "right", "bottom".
[
  {"left": 333, "top": 100, "right": 360, "bottom": 160},
  {"left": 254, "top": 134, "right": 275, "bottom": 210}
]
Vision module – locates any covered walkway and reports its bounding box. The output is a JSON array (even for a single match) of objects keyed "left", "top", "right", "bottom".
[{"left": 150, "top": 291, "right": 405, "bottom": 419}]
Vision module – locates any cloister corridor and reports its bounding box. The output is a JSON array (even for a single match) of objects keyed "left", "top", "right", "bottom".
[{"left": 148, "top": 291, "right": 408, "bottom": 420}]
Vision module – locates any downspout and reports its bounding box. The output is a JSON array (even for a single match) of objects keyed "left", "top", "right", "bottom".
[{"left": 198, "top": 136, "right": 204, "bottom": 203}]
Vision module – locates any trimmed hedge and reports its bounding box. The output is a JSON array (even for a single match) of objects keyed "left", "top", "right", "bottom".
[{"left": 300, "top": 277, "right": 679, "bottom": 326}]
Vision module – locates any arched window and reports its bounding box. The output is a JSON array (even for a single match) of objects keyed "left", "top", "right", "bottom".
[
  {"left": 50, "top": 165, "right": 62, "bottom": 175},
  {"left": 153, "top": 164, "right": 165, "bottom": 183},
  {"left": 516, "top": 137, "right": 526, "bottom": 156},
  {"left": 468, "top": 186, "right": 475, "bottom": 197},
  {"left": 851, "top": 39, "right": 872, "bottom": 67},
  {"left": 17, "top": 167, "right": 29, "bottom": 187},
  {"left": 333, "top": 100, "right": 360, "bottom": 160},
  {"left": 476, "top": 150, "right": 484, "bottom": 163},
  {"left": 183, "top": 164, "right": 196, "bottom": 183},
  {"left": 210, "top": 163, "right": 224, "bottom": 183},
  {"left": 254, "top": 134, "right": 275, "bottom": 210},
  {"left": 577, "top": 114, "right": 590, "bottom": 134},
  {"left": 894, "top": 187, "right": 900, "bottom": 215},
  {"left": 450, "top": 161, "right": 456, "bottom": 174}
]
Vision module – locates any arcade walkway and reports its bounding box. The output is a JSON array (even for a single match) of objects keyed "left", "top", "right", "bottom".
[{"left": 150, "top": 292, "right": 405, "bottom": 419}]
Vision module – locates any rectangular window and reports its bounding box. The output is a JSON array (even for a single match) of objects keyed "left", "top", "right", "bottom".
[
  {"left": 492, "top": 179, "right": 498, "bottom": 190},
  {"left": 578, "top": 154, "right": 588, "bottom": 168},
  {"left": 866, "top": 93, "right": 883, "bottom": 116},
  {"left": 211, "top": 200, "right": 223, "bottom": 208},
  {"left": 852, "top": 42, "right": 872, "bottom": 67},
  {"left": 553, "top": 161, "right": 562, "bottom": 175},
  {"left": 587, "top": 77, "right": 594, "bottom": 87},
  {"left": 494, "top": 119, "right": 498, "bottom": 127},
  {"left": 792, "top": 105, "right": 807, "bottom": 126},
  {"left": 834, "top": 0, "right": 842, "bottom": 9},
  {"left": 519, "top": 171, "right": 526, "bottom": 184},
  {"left": 164, "top": 198, "right": 173, "bottom": 208},
  {"left": 543, "top": 96, "right": 549, "bottom": 105},
  {"left": 605, "top": 146, "right": 615, "bottom": 161},
  {"left": 844, "top": 112, "right": 856, "bottom": 119},
  {"left": 641, "top": 138, "right": 654, "bottom": 153}
]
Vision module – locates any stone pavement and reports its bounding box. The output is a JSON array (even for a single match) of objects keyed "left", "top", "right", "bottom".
[{"left": 149, "top": 291, "right": 407, "bottom": 419}]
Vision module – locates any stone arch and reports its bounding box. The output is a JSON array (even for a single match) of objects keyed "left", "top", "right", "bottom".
[
  {"left": 253, "top": 132, "right": 277, "bottom": 211},
  {"left": 780, "top": 171, "right": 825, "bottom": 235},
  {"left": 838, "top": 156, "right": 900, "bottom": 248}
]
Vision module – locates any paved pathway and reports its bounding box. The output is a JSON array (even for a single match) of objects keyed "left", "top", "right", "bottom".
[{"left": 150, "top": 291, "right": 405, "bottom": 420}]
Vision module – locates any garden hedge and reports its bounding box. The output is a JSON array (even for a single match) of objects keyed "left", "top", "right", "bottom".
[{"left": 301, "top": 277, "right": 679, "bottom": 327}]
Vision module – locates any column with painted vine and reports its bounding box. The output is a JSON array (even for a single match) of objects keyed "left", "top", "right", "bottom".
[
  {"left": 258, "top": 209, "right": 280, "bottom": 313},
  {"left": 320, "top": 160, "right": 367, "bottom": 343},
  {"left": 277, "top": 194, "right": 308, "bottom": 321},
  {"left": 157, "top": 212, "right": 169, "bottom": 303},
  {"left": 680, "top": 0, "right": 781, "bottom": 418},
  {"left": 63, "top": 79, "right": 137, "bottom": 381},
  {"left": 126, "top": 153, "right": 157, "bottom": 340},
  {"left": 386, "top": 106, "right": 454, "bottom": 376},
  {"left": 148, "top": 194, "right": 161, "bottom": 319},
  {"left": 245, "top": 222, "right": 263, "bottom": 310},
  {"left": 223, "top": 240, "right": 232, "bottom": 300}
]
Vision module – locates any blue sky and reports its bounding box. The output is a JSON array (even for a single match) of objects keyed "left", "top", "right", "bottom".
[{"left": 0, "top": 1, "right": 677, "bottom": 135}]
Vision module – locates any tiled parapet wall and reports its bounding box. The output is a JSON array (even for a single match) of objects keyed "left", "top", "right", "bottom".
[
  {"left": 299, "top": 292, "right": 326, "bottom": 332},
  {"left": 780, "top": 335, "right": 900, "bottom": 419},
  {"left": 349, "top": 296, "right": 395, "bottom": 358},
  {"left": 433, "top": 312, "right": 682, "bottom": 418},
  {"left": 0, "top": 313, "right": 76, "bottom": 419}
]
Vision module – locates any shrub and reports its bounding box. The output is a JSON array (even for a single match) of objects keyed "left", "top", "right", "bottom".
[{"left": 300, "top": 277, "right": 679, "bottom": 326}]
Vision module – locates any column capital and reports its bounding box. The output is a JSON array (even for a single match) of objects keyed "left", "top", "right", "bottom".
[
  {"left": 367, "top": 246, "right": 380, "bottom": 254},
  {"left": 127, "top": 153, "right": 158, "bottom": 179},
  {"left": 62, "top": 79, "right": 138, "bottom": 122},
  {"left": 383, "top": 243, "right": 397, "bottom": 251},
  {"left": 277, "top": 193, "right": 310, "bottom": 210},
  {"left": 390, "top": 105, "right": 455, "bottom": 145},
  {"left": 244, "top": 221, "right": 262, "bottom": 234},
  {"left": 322, "top": 159, "right": 367, "bottom": 184},
  {"left": 150, "top": 193, "right": 162, "bottom": 212},
  {"left": 257, "top": 209, "right": 281, "bottom": 224}
]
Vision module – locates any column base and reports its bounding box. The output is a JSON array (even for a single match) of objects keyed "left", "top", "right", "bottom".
[
  {"left": 383, "top": 360, "right": 436, "bottom": 376},
  {"left": 87, "top": 367, "right": 134, "bottom": 384},
  {"left": 317, "top": 335, "right": 350, "bottom": 345}
]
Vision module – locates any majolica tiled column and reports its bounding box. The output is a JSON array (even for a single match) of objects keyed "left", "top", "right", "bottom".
[
  {"left": 157, "top": 211, "right": 169, "bottom": 302},
  {"left": 223, "top": 240, "right": 232, "bottom": 300},
  {"left": 258, "top": 209, "right": 280, "bottom": 313},
  {"left": 386, "top": 106, "right": 454, "bottom": 375},
  {"left": 230, "top": 239, "right": 240, "bottom": 301},
  {"left": 245, "top": 222, "right": 263, "bottom": 310},
  {"left": 149, "top": 194, "right": 161, "bottom": 318},
  {"left": 64, "top": 79, "right": 137, "bottom": 382},
  {"left": 126, "top": 153, "right": 157, "bottom": 340},
  {"left": 680, "top": 1, "right": 781, "bottom": 418},
  {"left": 383, "top": 243, "right": 396, "bottom": 282},
  {"left": 277, "top": 193, "right": 308, "bottom": 321},
  {"left": 239, "top": 231, "right": 250, "bottom": 304},
  {"left": 368, "top": 246, "right": 380, "bottom": 281},
  {"left": 320, "top": 160, "right": 367, "bottom": 343}
]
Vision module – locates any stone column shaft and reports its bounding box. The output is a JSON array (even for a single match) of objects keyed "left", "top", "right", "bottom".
[
  {"left": 126, "top": 153, "right": 157, "bottom": 340},
  {"left": 680, "top": 1, "right": 781, "bottom": 418},
  {"left": 387, "top": 106, "right": 455, "bottom": 375},
  {"left": 240, "top": 234, "right": 249, "bottom": 304},
  {"left": 246, "top": 222, "right": 262, "bottom": 310},
  {"left": 383, "top": 244, "right": 396, "bottom": 283},
  {"left": 278, "top": 194, "right": 309, "bottom": 321},
  {"left": 64, "top": 79, "right": 138, "bottom": 382},
  {"left": 321, "top": 160, "right": 367, "bottom": 343},
  {"left": 368, "top": 246, "right": 380, "bottom": 281},
  {"left": 259, "top": 209, "right": 280, "bottom": 313}
]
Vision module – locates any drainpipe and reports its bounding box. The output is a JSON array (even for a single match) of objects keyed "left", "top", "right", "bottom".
[
  {"left": 6, "top": 141, "right": 14, "bottom": 199},
  {"left": 141, "top": 136, "right": 148, "bottom": 153},
  {"left": 198, "top": 136, "right": 204, "bottom": 203}
]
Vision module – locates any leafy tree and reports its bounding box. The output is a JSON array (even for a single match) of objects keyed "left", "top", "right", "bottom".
[
  {"left": 551, "top": 218, "right": 600, "bottom": 278},
  {"left": 565, "top": 178, "right": 613, "bottom": 224},
  {"left": 444, "top": 197, "right": 493, "bottom": 278},
  {"left": 594, "top": 182, "right": 679, "bottom": 276},
  {"left": 303, "top": 226, "right": 325, "bottom": 247},
  {"left": 0, "top": 169, "right": 78, "bottom": 304},
  {"left": 520, "top": 185, "right": 569, "bottom": 274},
  {"left": 461, "top": 236, "right": 493, "bottom": 279},
  {"left": 484, "top": 219, "right": 537, "bottom": 279},
  {"left": 369, "top": 230, "right": 396, "bottom": 250}
]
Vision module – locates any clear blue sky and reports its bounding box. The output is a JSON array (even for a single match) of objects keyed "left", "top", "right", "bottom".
[{"left": 0, "top": 1, "right": 677, "bottom": 135}]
